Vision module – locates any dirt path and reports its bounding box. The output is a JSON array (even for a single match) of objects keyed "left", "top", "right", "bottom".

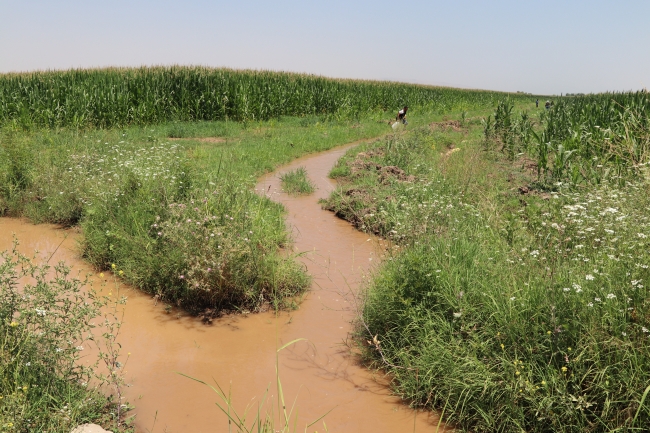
[{"left": 0, "top": 140, "right": 444, "bottom": 432}]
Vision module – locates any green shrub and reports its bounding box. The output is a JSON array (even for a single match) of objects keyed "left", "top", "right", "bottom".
[{"left": 0, "top": 243, "right": 121, "bottom": 432}]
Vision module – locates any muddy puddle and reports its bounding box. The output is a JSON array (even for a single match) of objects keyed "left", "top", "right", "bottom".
[{"left": 0, "top": 142, "right": 445, "bottom": 432}]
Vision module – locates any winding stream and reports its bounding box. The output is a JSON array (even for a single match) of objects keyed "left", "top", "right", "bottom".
[{"left": 0, "top": 142, "right": 444, "bottom": 432}]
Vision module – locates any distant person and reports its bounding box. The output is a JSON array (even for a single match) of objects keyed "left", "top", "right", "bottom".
[
  {"left": 545, "top": 100, "right": 551, "bottom": 110},
  {"left": 396, "top": 106, "right": 408, "bottom": 125},
  {"left": 536, "top": 99, "right": 539, "bottom": 108}
]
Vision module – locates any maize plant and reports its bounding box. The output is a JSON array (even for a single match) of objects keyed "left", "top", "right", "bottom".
[
  {"left": 483, "top": 99, "right": 537, "bottom": 159},
  {"left": 488, "top": 91, "right": 650, "bottom": 185}
]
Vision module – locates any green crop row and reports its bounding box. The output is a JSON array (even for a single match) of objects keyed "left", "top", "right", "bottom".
[
  {"left": 483, "top": 91, "right": 650, "bottom": 185},
  {"left": 0, "top": 66, "right": 534, "bottom": 129}
]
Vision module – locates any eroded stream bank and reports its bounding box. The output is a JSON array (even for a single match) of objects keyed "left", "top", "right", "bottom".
[{"left": 0, "top": 142, "right": 443, "bottom": 432}]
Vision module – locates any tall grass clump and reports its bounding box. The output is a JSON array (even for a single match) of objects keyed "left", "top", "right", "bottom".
[
  {"left": 280, "top": 167, "right": 315, "bottom": 195},
  {"left": 0, "top": 66, "right": 535, "bottom": 129},
  {"left": 134, "top": 186, "right": 308, "bottom": 311},
  {"left": 363, "top": 183, "right": 650, "bottom": 432},
  {"left": 0, "top": 243, "right": 125, "bottom": 432},
  {"left": 325, "top": 123, "right": 650, "bottom": 432},
  {"left": 0, "top": 131, "right": 33, "bottom": 215}
]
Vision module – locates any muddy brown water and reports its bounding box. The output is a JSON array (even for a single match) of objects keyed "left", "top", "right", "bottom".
[{"left": 0, "top": 142, "right": 446, "bottom": 432}]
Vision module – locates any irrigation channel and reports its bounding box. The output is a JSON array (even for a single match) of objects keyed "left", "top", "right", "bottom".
[{"left": 0, "top": 141, "right": 445, "bottom": 432}]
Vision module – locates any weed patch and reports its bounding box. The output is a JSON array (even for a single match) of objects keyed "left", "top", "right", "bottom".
[{"left": 280, "top": 167, "right": 315, "bottom": 195}]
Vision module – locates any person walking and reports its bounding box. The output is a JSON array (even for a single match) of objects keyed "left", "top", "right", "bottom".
[
  {"left": 536, "top": 99, "right": 539, "bottom": 108},
  {"left": 396, "top": 106, "right": 408, "bottom": 125},
  {"left": 545, "top": 100, "right": 551, "bottom": 110}
]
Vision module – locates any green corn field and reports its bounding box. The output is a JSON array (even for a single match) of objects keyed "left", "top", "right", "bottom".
[{"left": 0, "top": 66, "right": 534, "bottom": 129}]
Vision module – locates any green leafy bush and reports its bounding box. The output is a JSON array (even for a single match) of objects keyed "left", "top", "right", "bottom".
[{"left": 0, "top": 243, "right": 121, "bottom": 432}]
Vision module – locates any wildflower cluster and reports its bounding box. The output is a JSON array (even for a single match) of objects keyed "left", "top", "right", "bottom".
[
  {"left": 0, "top": 242, "right": 120, "bottom": 431},
  {"left": 28, "top": 139, "right": 187, "bottom": 225},
  {"left": 151, "top": 185, "right": 308, "bottom": 311},
  {"left": 323, "top": 133, "right": 481, "bottom": 244},
  {"left": 528, "top": 182, "right": 650, "bottom": 265},
  {"left": 515, "top": 181, "right": 650, "bottom": 342}
]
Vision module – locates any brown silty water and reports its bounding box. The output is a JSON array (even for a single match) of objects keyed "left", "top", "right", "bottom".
[{"left": 0, "top": 142, "right": 446, "bottom": 432}]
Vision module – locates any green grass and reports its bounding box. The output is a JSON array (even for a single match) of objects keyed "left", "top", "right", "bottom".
[
  {"left": 280, "top": 167, "right": 315, "bottom": 195},
  {"left": 323, "top": 108, "right": 650, "bottom": 432}
]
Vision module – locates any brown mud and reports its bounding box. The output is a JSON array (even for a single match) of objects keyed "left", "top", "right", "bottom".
[
  {"left": 168, "top": 136, "right": 227, "bottom": 143},
  {"left": 429, "top": 120, "right": 462, "bottom": 131},
  {"left": 0, "top": 141, "right": 446, "bottom": 432}
]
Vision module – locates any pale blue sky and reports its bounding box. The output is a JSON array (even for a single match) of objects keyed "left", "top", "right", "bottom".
[{"left": 1, "top": 1, "right": 648, "bottom": 95}]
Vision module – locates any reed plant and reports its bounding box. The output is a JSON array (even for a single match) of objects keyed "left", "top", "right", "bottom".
[{"left": 181, "top": 339, "right": 330, "bottom": 433}]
